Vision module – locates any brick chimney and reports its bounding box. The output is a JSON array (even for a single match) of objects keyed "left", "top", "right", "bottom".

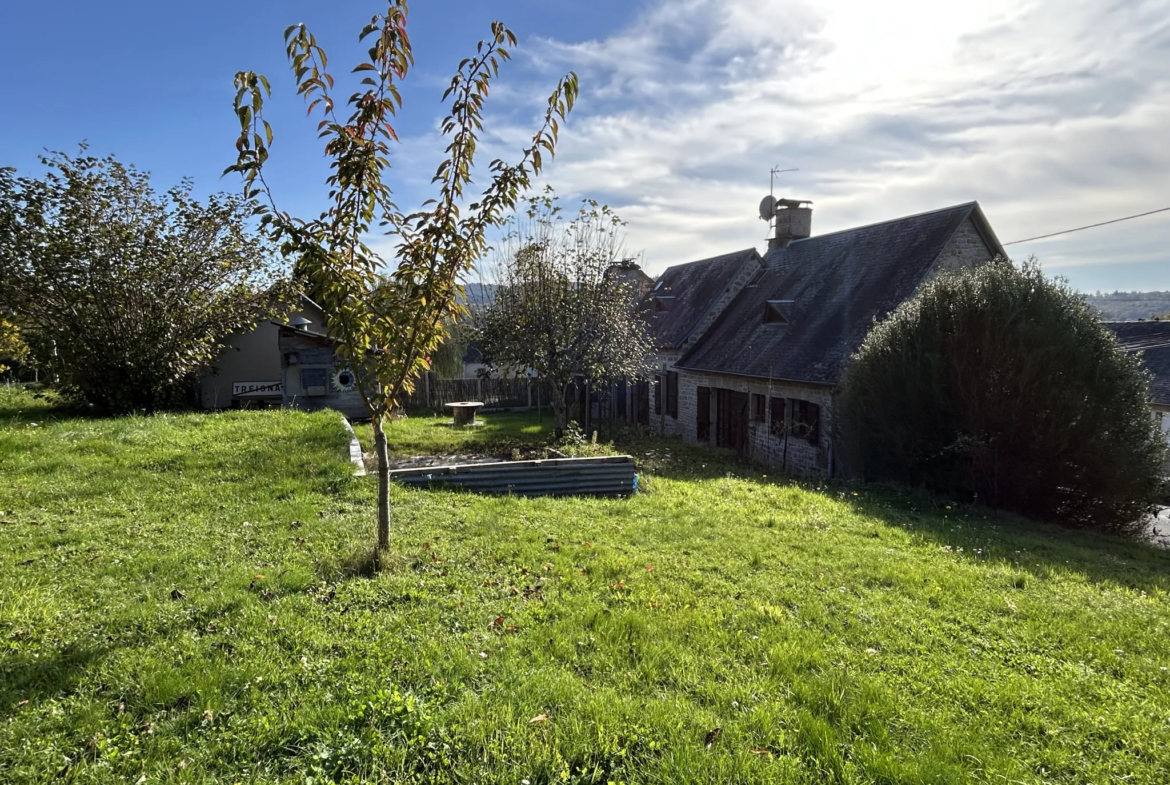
[{"left": 765, "top": 198, "right": 813, "bottom": 250}]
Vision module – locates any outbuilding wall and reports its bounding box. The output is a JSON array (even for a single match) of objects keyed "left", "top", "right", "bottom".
[
  {"left": 199, "top": 303, "right": 324, "bottom": 409},
  {"left": 277, "top": 330, "right": 368, "bottom": 420}
]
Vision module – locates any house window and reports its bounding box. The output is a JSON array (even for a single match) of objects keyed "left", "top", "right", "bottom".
[
  {"left": 697, "top": 386, "right": 711, "bottom": 442},
  {"left": 654, "top": 374, "right": 662, "bottom": 414},
  {"left": 751, "top": 393, "right": 767, "bottom": 422},
  {"left": 792, "top": 399, "right": 820, "bottom": 445},
  {"left": 770, "top": 397, "right": 785, "bottom": 437},
  {"left": 666, "top": 371, "right": 679, "bottom": 419}
]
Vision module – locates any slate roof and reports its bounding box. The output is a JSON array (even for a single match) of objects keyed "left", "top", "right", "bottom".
[
  {"left": 1105, "top": 321, "right": 1170, "bottom": 406},
  {"left": 676, "top": 203, "right": 1001, "bottom": 385},
  {"left": 643, "top": 248, "right": 760, "bottom": 350}
]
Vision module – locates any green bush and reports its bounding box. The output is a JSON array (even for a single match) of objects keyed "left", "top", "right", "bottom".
[
  {"left": 0, "top": 150, "right": 291, "bottom": 414},
  {"left": 838, "top": 260, "right": 1165, "bottom": 533}
]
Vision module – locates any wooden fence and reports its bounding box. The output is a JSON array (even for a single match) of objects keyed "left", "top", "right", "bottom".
[{"left": 405, "top": 374, "right": 547, "bottom": 412}]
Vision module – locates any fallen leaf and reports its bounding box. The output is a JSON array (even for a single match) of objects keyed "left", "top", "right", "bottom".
[
  {"left": 490, "top": 616, "right": 506, "bottom": 627},
  {"left": 529, "top": 713, "right": 550, "bottom": 723},
  {"left": 645, "top": 565, "right": 654, "bottom": 571},
  {"left": 612, "top": 582, "right": 626, "bottom": 589},
  {"left": 748, "top": 747, "right": 772, "bottom": 756},
  {"left": 17, "top": 700, "right": 28, "bottom": 707}
]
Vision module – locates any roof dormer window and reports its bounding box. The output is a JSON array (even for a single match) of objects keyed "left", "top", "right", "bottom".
[{"left": 763, "top": 300, "right": 793, "bottom": 324}]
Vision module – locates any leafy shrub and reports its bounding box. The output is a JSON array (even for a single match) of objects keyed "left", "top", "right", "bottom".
[
  {"left": 0, "top": 150, "right": 292, "bottom": 414},
  {"left": 838, "top": 260, "right": 1165, "bottom": 533}
]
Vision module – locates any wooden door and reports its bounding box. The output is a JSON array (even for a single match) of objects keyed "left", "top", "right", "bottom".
[
  {"left": 696, "top": 386, "right": 711, "bottom": 442},
  {"left": 716, "top": 389, "right": 750, "bottom": 454}
]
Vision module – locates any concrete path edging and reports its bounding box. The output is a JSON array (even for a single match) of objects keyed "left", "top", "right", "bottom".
[{"left": 341, "top": 417, "right": 367, "bottom": 477}]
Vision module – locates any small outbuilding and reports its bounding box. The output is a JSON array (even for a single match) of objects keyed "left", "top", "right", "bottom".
[{"left": 198, "top": 296, "right": 326, "bottom": 410}]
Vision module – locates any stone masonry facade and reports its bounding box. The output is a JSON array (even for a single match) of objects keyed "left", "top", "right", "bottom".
[
  {"left": 931, "top": 217, "right": 997, "bottom": 275},
  {"left": 668, "top": 370, "right": 833, "bottom": 474}
]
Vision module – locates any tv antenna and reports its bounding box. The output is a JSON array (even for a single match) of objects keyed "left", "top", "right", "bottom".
[
  {"left": 760, "top": 166, "right": 800, "bottom": 223},
  {"left": 770, "top": 166, "right": 798, "bottom": 199}
]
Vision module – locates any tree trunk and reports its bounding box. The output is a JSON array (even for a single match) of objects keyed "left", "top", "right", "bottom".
[
  {"left": 551, "top": 383, "right": 567, "bottom": 439},
  {"left": 373, "top": 414, "right": 391, "bottom": 551}
]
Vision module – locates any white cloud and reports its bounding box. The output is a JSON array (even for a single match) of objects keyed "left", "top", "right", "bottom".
[{"left": 452, "top": 0, "right": 1170, "bottom": 290}]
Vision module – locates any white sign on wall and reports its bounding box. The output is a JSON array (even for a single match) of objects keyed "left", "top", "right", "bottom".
[{"left": 233, "top": 381, "right": 284, "bottom": 398}]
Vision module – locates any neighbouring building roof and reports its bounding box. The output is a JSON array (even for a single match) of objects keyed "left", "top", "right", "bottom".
[
  {"left": 1105, "top": 321, "right": 1170, "bottom": 407},
  {"left": 643, "top": 248, "right": 761, "bottom": 350},
  {"left": 676, "top": 202, "right": 1003, "bottom": 385}
]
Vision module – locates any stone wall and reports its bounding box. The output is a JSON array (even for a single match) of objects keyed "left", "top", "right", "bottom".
[
  {"left": 931, "top": 217, "right": 996, "bottom": 276},
  {"left": 674, "top": 368, "right": 835, "bottom": 474}
]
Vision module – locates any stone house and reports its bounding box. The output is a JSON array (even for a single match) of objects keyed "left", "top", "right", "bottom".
[
  {"left": 641, "top": 200, "right": 1005, "bottom": 475},
  {"left": 1105, "top": 320, "right": 1170, "bottom": 472}
]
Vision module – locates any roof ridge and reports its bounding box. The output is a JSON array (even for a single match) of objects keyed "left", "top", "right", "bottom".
[
  {"left": 782, "top": 202, "right": 977, "bottom": 246},
  {"left": 659, "top": 247, "right": 759, "bottom": 275}
]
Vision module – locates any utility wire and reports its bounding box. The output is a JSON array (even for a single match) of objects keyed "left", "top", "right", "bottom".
[{"left": 1003, "top": 206, "right": 1170, "bottom": 245}]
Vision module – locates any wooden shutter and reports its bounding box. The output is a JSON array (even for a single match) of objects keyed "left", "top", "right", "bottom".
[{"left": 666, "top": 371, "right": 679, "bottom": 418}]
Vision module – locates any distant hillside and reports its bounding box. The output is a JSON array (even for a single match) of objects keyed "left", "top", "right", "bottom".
[
  {"left": 1084, "top": 291, "right": 1170, "bottom": 321},
  {"left": 458, "top": 282, "right": 497, "bottom": 307}
]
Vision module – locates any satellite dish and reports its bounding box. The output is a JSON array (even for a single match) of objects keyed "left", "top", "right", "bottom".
[{"left": 758, "top": 194, "right": 777, "bottom": 221}]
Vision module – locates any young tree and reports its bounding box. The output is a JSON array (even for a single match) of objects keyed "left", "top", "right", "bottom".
[
  {"left": 837, "top": 260, "right": 1166, "bottom": 533},
  {"left": 226, "top": 1, "right": 577, "bottom": 552},
  {"left": 0, "top": 154, "right": 289, "bottom": 413},
  {"left": 476, "top": 194, "right": 654, "bottom": 436}
]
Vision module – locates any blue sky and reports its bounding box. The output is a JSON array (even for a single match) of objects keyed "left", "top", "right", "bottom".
[{"left": 3, "top": 0, "right": 1168, "bottom": 292}]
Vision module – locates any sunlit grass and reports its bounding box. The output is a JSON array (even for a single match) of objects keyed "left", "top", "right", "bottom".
[{"left": 2, "top": 388, "right": 1169, "bottom": 783}]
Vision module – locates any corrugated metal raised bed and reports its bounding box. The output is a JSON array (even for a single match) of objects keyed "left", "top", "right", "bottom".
[{"left": 388, "top": 455, "right": 636, "bottom": 497}]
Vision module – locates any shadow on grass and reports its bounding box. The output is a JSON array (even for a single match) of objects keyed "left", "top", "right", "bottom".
[
  {"left": 0, "top": 385, "right": 86, "bottom": 424},
  {"left": 0, "top": 643, "right": 106, "bottom": 709},
  {"left": 843, "top": 488, "right": 1170, "bottom": 592},
  {"left": 611, "top": 429, "right": 1170, "bottom": 591},
  {"left": 315, "top": 545, "right": 412, "bottom": 582}
]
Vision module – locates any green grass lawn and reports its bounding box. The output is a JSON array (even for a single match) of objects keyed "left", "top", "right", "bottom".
[{"left": 2, "top": 386, "right": 1170, "bottom": 783}]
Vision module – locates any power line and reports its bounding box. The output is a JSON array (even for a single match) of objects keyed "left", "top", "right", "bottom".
[{"left": 1003, "top": 206, "right": 1170, "bottom": 246}]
